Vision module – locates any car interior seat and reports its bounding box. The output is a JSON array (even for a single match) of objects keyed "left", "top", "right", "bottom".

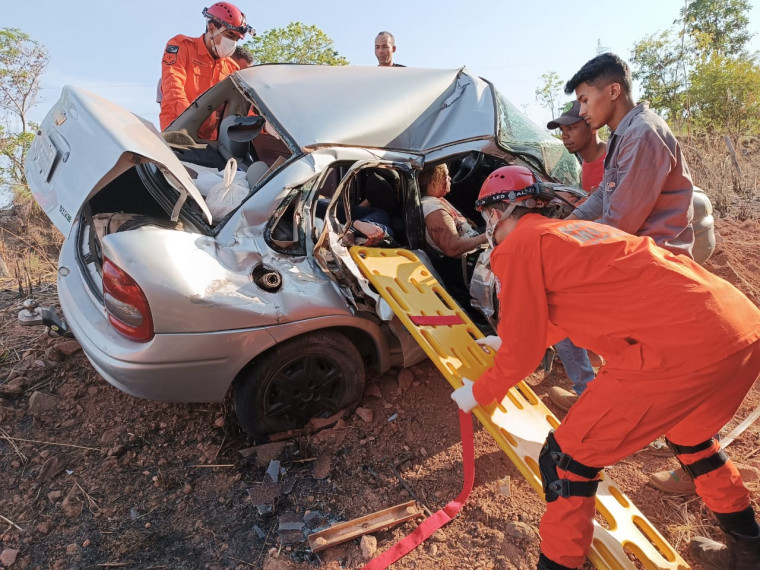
[
  {"left": 217, "top": 115, "right": 265, "bottom": 170},
  {"left": 360, "top": 170, "right": 406, "bottom": 244}
]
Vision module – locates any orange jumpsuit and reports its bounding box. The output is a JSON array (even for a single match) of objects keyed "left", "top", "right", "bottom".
[
  {"left": 159, "top": 34, "right": 239, "bottom": 134},
  {"left": 472, "top": 214, "right": 760, "bottom": 568}
]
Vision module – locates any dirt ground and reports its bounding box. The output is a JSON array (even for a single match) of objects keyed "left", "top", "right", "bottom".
[{"left": 2, "top": 216, "right": 760, "bottom": 570}]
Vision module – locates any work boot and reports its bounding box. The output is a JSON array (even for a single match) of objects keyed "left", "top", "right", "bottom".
[
  {"left": 536, "top": 552, "right": 576, "bottom": 570},
  {"left": 648, "top": 467, "right": 696, "bottom": 495},
  {"left": 689, "top": 531, "right": 760, "bottom": 569},
  {"left": 548, "top": 386, "right": 579, "bottom": 412}
]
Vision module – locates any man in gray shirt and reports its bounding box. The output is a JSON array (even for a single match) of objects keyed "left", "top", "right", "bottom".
[{"left": 564, "top": 53, "right": 694, "bottom": 259}]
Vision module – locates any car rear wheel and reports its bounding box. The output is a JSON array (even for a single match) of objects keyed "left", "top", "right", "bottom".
[{"left": 234, "top": 331, "right": 365, "bottom": 441}]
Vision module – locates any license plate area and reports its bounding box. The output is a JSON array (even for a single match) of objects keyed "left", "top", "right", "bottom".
[{"left": 32, "top": 133, "right": 58, "bottom": 182}]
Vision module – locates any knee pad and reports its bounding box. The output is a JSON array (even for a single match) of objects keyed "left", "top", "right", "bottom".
[
  {"left": 666, "top": 437, "right": 729, "bottom": 479},
  {"left": 539, "top": 431, "right": 602, "bottom": 503}
]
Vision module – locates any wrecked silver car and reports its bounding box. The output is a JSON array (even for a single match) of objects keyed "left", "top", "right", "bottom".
[{"left": 25, "top": 64, "right": 706, "bottom": 440}]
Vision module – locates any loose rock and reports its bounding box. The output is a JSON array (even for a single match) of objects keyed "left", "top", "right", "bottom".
[
  {"left": 54, "top": 339, "right": 82, "bottom": 356},
  {"left": 397, "top": 369, "right": 414, "bottom": 393},
  {"left": 504, "top": 521, "right": 538, "bottom": 540},
  {"left": 360, "top": 534, "right": 377, "bottom": 560},
  {"left": 0, "top": 549, "right": 19, "bottom": 566},
  {"left": 312, "top": 453, "right": 331, "bottom": 480},
  {"left": 27, "top": 391, "right": 60, "bottom": 415},
  {"left": 364, "top": 384, "right": 383, "bottom": 399},
  {"left": 354, "top": 407, "right": 373, "bottom": 423}
]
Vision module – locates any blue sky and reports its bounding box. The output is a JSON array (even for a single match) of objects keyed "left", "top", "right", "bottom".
[{"left": 5, "top": 0, "right": 760, "bottom": 131}]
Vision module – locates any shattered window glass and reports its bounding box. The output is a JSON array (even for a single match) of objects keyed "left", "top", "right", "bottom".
[{"left": 495, "top": 93, "right": 581, "bottom": 187}]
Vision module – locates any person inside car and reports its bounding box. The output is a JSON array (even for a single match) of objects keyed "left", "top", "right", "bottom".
[
  {"left": 316, "top": 171, "right": 398, "bottom": 247},
  {"left": 421, "top": 164, "right": 487, "bottom": 258},
  {"left": 420, "top": 164, "right": 487, "bottom": 311}
]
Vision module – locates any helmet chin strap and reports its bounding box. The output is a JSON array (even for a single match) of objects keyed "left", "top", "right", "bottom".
[
  {"left": 495, "top": 202, "right": 518, "bottom": 233},
  {"left": 503, "top": 202, "right": 518, "bottom": 219},
  {"left": 494, "top": 203, "right": 518, "bottom": 229}
]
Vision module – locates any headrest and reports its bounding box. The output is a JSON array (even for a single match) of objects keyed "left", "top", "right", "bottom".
[
  {"left": 220, "top": 115, "right": 265, "bottom": 142},
  {"left": 218, "top": 115, "right": 265, "bottom": 161},
  {"left": 364, "top": 171, "right": 400, "bottom": 213}
]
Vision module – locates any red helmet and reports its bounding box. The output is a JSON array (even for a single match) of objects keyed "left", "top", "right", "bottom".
[
  {"left": 202, "top": 3, "right": 253, "bottom": 39},
  {"left": 475, "top": 165, "right": 551, "bottom": 210}
]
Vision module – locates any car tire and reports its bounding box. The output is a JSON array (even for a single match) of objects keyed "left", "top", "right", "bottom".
[{"left": 234, "top": 331, "right": 365, "bottom": 441}]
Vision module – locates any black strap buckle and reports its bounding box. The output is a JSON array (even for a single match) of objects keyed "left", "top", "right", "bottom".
[{"left": 548, "top": 479, "right": 600, "bottom": 499}]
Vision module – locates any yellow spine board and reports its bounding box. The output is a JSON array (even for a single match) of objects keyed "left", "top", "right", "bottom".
[{"left": 350, "top": 246, "right": 689, "bottom": 570}]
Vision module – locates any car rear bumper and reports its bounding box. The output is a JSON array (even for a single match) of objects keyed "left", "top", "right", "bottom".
[
  {"left": 56, "top": 241, "right": 278, "bottom": 402},
  {"left": 79, "top": 329, "right": 277, "bottom": 402}
]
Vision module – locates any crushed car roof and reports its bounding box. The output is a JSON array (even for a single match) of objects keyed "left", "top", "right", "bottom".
[{"left": 236, "top": 65, "right": 497, "bottom": 153}]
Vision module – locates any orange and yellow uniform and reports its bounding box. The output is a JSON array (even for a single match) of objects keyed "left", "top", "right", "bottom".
[
  {"left": 159, "top": 34, "right": 238, "bottom": 133},
  {"left": 473, "top": 214, "right": 760, "bottom": 568}
]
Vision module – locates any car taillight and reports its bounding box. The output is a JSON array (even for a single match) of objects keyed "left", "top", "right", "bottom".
[{"left": 102, "top": 258, "right": 154, "bottom": 342}]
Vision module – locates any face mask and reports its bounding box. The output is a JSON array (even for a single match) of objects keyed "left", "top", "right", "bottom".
[
  {"left": 212, "top": 31, "right": 237, "bottom": 58},
  {"left": 483, "top": 204, "right": 517, "bottom": 248},
  {"left": 483, "top": 209, "right": 502, "bottom": 249}
]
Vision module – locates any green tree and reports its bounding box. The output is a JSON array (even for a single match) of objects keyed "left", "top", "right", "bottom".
[
  {"left": 677, "top": 0, "right": 754, "bottom": 58},
  {"left": 688, "top": 54, "right": 760, "bottom": 135},
  {"left": 534, "top": 71, "right": 566, "bottom": 125},
  {"left": 0, "top": 28, "right": 49, "bottom": 199},
  {"left": 630, "top": 30, "right": 688, "bottom": 124},
  {"left": 246, "top": 22, "right": 348, "bottom": 65},
  {"left": 629, "top": 0, "right": 760, "bottom": 135}
]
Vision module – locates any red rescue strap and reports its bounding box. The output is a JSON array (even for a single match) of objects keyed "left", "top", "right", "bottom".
[
  {"left": 408, "top": 315, "right": 465, "bottom": 326},
  {"left": 362, "top": 409, "right": 475, "bottom": 569}
]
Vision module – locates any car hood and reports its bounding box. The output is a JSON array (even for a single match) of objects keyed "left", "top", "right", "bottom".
[
  {"left": 25, "top": 86, "right": 212, "bottom": 234},
  {"left": 237, "top": 65, "right": 496, "bottom": 153}
]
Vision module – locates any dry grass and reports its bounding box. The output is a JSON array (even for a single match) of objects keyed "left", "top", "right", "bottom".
[
  {"left": 0, "top": 199, "right": 62, "bottom": 292},
  {"left": 0, "top": 199, "right": 62, "bottom": 385},
  {"left": 680, "top": 134, "right": 760, "bottom": 218}
]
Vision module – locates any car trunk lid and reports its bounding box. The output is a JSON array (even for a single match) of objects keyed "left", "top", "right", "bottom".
[{"left": 25, "top": 86, "right": 212, "bottom": 235}]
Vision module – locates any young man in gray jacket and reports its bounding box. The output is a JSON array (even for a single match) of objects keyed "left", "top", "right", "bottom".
[{"left": 564, "top": 53, "right": 694, "bottom": 258}]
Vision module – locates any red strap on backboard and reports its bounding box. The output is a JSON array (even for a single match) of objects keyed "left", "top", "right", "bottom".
[
  {"left": 361, "top": 410, "right": 475, "bottom": 569},
  {"left": 408, "top": 315, "right": 465, "bottom": 326}
]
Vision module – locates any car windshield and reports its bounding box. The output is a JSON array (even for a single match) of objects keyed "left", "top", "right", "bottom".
[{"left": 495, "top": 92, "right": 580, "bottom": 186}]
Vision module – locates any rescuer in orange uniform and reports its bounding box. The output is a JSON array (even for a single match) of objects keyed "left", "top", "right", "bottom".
[
  {"left": 159, "top": 3, "right": 253, "bottom": 133},
  {"left": 450, "top": 165, "right": 760, "bottom": 570}
]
